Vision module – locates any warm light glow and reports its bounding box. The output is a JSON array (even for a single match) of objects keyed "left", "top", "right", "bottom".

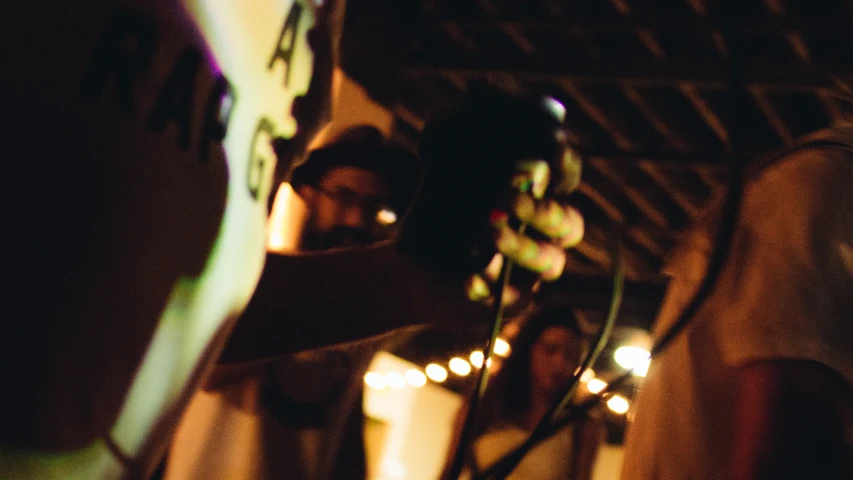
[
  {"left": 614, "top": 346, "right": 651, "bottom": 377},
  {"left": 449, "top": 357, "right": 472, "bottom": 376},
  {"left": 381, "top": 458, "right": 407, "bottom": 480},
  {"left": 587, "top": 378, "right": 608, "bottom": 394},
  {"left": 470, "top": 350, "right": 484, "bottom": 368},
  {"left": 494, "top": 338, "right": 511, "bottom": 357},
  {"left": 405, "top": 369, "right": 427, "bottom": 388},
  {"left": 364, "top": 372, "right": 385, "bottom": 390},
  {"left": 580, "top": 369, "right": 596, "bottom": 383},
  {"left": 385, "top": 372, "right": 406, "bottom": 390},
  {"left": 376, "top": 208, "right": 398, "bottom": 226},
  {"left": 425, "top": 363, "right": 448, "bottom": 383},
  {"left": 607, "top": 395, "right": 630, "bottom": 414},
  {"left": 468, "top": 350, "right": 493, "bottom": 368},
  {"left": 633, "top": 359, "right": 650, "bottom": 377},
  {"left": 266, "top": 182, "right": 308, "bottom": 253}
]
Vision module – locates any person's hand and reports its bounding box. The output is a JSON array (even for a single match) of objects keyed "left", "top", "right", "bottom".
[
  {"left": 465, "top": 152, "right": 585, "bottom": 306},
  {"left": 398, "top": 86, "right": 585, "bottom": 309}
]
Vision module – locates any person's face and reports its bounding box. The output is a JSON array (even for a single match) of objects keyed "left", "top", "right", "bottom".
[
  {"left": 529, "top": 326, "right": 583, "bottom": 395},
  {"left": 298, "top": 166, "right": 393, "bottom": 249}
]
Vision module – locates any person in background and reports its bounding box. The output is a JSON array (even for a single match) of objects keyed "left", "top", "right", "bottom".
[
  {"left": 444, "top": 304, "right": 605, "bottom": 480},
  {"left": 162, "top": 124, "right": 422, "bottom": 480},
  {"left": 290, "top": 125, "right": 421, "bottom": 251}
]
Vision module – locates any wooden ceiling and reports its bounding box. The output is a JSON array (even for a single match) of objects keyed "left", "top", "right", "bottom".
[{"left": 339, "top": 0, "right": 853, "bottom": 329}]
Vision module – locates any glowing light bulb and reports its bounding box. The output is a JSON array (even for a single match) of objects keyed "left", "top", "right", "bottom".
[
  {"left": 587, "top": 378, "right": 607, "bottom": 394},
  {"left": 614, "top": 346, "right": 651, "bottom": 377},
  {"left": 493, "top": 338, "right": 511, "bottom": 357},
  {"left": 364, "top": 372, "right": 385, "bottom": 389},
  {"left": 580, "top": 369, "right": 595, "bottom": 383},
  {"left": 385, "top": 372, "right": 406, "bottom": 389},
  {"left": 633, "top": 359, "right": 650, "bottom": 377},
  {"left": 469, "top": 351, "right": 493, "bottom": 368},
  {"left": 405, "top": 369, "right": 427, "bottom": 388},
  {"left": 425, "top": 363, "right": 448, "bottom": 383},
  {"left": 449, "top": 357, "right": 472, "bottom": 376},
  {"left": 376, "top": 208, "right": 398, "bottom": 226},
  {"left": 607, "top": 395, "right": 630, "bottom": 414},
  {"left": 266, "top": 182, "right": 308, "bottom": 253},
  {"left": 470, "top": 350, "right": 484, "bottom": 368}
]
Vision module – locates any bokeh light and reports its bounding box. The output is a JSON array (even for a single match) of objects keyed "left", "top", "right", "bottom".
[
  {"left": 425, "top": 363, "right": 448, "bottom": 383},
  {"left": 449, "top": 357, "right": 472, "bottom": 376}
]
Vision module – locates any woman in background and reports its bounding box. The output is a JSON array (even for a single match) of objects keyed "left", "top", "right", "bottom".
[{"left": 445, "top": 304, "right": 605, "bottom": 479}]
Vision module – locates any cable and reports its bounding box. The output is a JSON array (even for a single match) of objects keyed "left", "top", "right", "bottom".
[
  {"left": 443, "top": 225, "right": 525, "bottom": 480},
  {"left": 474, "top": 226, "right": 623, "bottom": 480}
]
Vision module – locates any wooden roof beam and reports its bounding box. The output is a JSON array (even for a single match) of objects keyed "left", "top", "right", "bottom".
[
  {"left": 392, "top": 103, "right": 425, "bottom": 131},
  {"left": 578, "top": 182, "right": 625, "bottom": 223},
  {"left": 564, "top": 250, "right": 610, "bottom": 277},
  {"left": 678, "top": 83, "right": 731, "bottom": 147},
  {"left": 581, "top": 224, "right": 649, "bottom": 281},
  {"left": 438, "top": 14, "right": 853, "bottom": 36},
  {"left": 748, "top": 87, "right": 793, "bottom": 144},
  {"left": 577, "top": 172, "right": 669, "bottom": 260},
  {"left": 760, "top": 0, "right": 811, "bottom": 65},
  {"left": 607, "top": 0, "right": 667, "bottom": 61},
  {"left": 621, "top": 84, "right": 692, "bottom": 152},
  {"left": 439, "top": 24, "right": 478, "bottom": 54},
  {"left": 588, "top": 161, "right": 672, "bottom": 230},
  {"left": 560, "top": 81, "right": 636, "bottom": 152},
  {"left": 685, "top": 0, "right": 707, "bottom": 15},
  {"left": 573, "top": 241, "right": 616, "bottom": 275},
  {"left": 502, "top": 25, "right": 536, "bottom": 55},
  {"left": 694, "top": 165, "right": 725, "bottom": 192},
  {"left": 636, "top": 160, "right": 702, "bottom": 218},
  {"left": 817, "top": 90, "right": 844, "bottom": 124},
  {"left": 473, "top": 0, "right": 537, "bottom": 55},
  {"left": 405, "top": 61, "right": 829, "bottom": 91}
]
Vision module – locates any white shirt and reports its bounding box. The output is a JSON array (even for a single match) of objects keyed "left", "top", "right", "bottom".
[{"left": 622, "top": 128, "right": 853, "bottom": 479}]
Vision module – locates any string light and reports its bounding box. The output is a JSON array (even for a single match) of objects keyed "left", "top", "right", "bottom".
[
  {"left": 607, "top": 395, "right": 630, "bottom": 414},
  {"left": 425, "top": 363, "right": 448, "bottom": 383},
  {"left": 470, "top": 350, "right": 484, "bottom": 368},
  {"left": 614, "top": 346, "right": 651, "bottom": 377},
  {"left": 364, "top": 371, "right": 385, "bottom": 389},
  {"left": 448, "top": 357, "right": 472, "bottom": 376},
  {"left": 587, "top": 378, "right": 608, "bottom": 394},
  {"left": 405, "top": 369, "right": 427, "bottom": 388},
  {"left": 493, "top": 338, "right": 511, "bottom": 357},
  {"left": 385, "top": 372, "right": 406, "bottom": 389}
]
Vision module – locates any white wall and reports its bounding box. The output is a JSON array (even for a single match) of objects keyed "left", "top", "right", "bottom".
[{"left": 363, "top": 352, "right": 463, "bottom": 480}]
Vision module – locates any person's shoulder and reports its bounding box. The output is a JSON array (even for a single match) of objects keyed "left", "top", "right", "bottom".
[
  {"left": 758, "top": 126, "right": 853, "bottom": 184},
  {"left": 746, "top": 129, "right": 853, "bottom": 210}
]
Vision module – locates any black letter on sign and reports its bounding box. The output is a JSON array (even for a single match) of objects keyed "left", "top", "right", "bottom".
[
  {"left": 267, "top": 2, "right": 303, "bottom": 88},
  {"left": 148, "top": 47, "right": 201, "bottom": 150},
  {"left": 247, "top": 117, "right": 276, "bottom": 201},
  {"left": 80, "top": 7, "right": 158, "bottom": 117},
  {"left": 199, "top": 74, "right": 235, "bottom": 163}
]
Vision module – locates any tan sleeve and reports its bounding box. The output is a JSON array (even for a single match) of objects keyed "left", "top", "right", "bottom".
[{"left": 712, "top": 147, "right": 853, "bottom": 388}]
